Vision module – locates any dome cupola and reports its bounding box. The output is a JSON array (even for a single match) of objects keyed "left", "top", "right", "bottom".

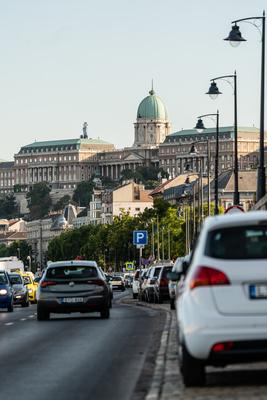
[{"left": 137, "top": 89, "right": 168, "bottom": 120}]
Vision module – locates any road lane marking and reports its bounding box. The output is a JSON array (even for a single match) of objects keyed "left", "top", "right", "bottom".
[
  {"left": 28, "top": 315, "right": 34, "bottom": 318},
  {"left": 20, "top": 318, "right": 26, "bottom": 321},
  {"left": 5, "top": 322, "right": 14, "bottom": 326}
]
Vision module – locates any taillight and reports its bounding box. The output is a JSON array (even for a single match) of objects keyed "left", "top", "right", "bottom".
[
  {"left": 159, "top": 278, "right": 168, "bottom": 287},
  {"left": 212, "top": 342, "right": 234, "bottom": 352},
  {"left": 88, "top": 279, "right": 105, "bottom": 286},
  {"left": 190, "top": 266, "right": 230, "bottom": 290},
  {"left": 40, "top": 281, "right": 57, "bottom": 288}
]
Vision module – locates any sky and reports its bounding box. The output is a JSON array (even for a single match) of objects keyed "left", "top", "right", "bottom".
[{"left": 0, "top": 0, "right": 266, "bottom": 160}]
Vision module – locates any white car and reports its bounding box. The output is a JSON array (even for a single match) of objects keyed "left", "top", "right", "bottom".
[
  {"left": 132, "top": 269, "right": 140, "bottom": 299},
  {"left": 175, "top": 211, "right": 267, "bottom": 387}
]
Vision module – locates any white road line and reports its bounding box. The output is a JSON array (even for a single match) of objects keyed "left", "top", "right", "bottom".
[
  {"left": 5, "top": 322, "right": 14, "bottom": 326},
  {"left": 20, "top": 318, "right": 26, "bottom": 321},
  {"left": 28, "top": 315, "right": 34, "bottom": 318}
]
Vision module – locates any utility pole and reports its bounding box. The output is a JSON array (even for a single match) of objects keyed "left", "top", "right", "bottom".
[{"left": 157, "top": 215, "right": 160, "bottom": 261}]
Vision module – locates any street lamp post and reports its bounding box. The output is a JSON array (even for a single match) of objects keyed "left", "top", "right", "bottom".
[
  {"left": 206, "top": 72, "right": 239, "bottom": 205},
  {"left": 195, "top": 111, "right": 220, "bottom": 215},
  {"left": 224, "top": 11, "right": 265, "bottom": 201}
]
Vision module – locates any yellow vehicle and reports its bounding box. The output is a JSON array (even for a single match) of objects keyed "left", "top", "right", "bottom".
[{"left": 19, "top": 271, "right": 38, "bottom": 303}]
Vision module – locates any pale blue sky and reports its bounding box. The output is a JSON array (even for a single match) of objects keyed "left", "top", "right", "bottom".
[{"left": 0, "top": 0, "right": 266, "bottom": 159}]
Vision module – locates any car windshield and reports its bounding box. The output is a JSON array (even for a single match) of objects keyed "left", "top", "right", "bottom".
[
  {"left": 23, "top": 276, "right": 32, "bottom": 284},
  {"left": 112, "top": 276, "right": 121, "bottom": 281},
  {"left": 205, "top": 225, "right": 267, "bottom": 259},
  {"left": 161, "top": 266, "right": 173, "bottom": 278},
  {"left": 46, "top": 266, "right": 98, "bottom": 279},
  {"left": 10, "top": 275, "right": 23, "bottom": 284},
  {"left": 0, "top": 273, "right": 8, "bottom": 284}
]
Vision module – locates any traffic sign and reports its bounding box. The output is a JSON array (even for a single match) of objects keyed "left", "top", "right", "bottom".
[
  {"left": 133, "top": 230, "right": 148, "bottom": 246},
  {"left": 224, "top": 205, "right": 245, "bottom": 214}
]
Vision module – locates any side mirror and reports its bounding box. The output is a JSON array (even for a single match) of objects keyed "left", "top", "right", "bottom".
[
  {"left": 167, "top": 271, "right": 181, "bottom": 281},
  {"left": 34, "top": 277, "right": 41, "bottom": 283}
]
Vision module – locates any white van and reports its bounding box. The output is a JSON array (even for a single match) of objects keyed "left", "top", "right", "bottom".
[{"left": 0, "top": 257, "right": 24, "bottom": 273}]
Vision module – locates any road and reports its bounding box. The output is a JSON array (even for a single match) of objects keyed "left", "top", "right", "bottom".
[{"left": 0, "top": 291, "right": 164, "bottom": 400}]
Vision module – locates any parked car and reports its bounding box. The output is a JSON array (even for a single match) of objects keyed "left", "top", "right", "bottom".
[
  {"left": 175, "top": 211, "right": 267, "bottom": 387},
  {"left": 154, "top": 264, "right": 173, "bottom": 303},
  {"left": 138, "top": 268, "right": 149, "bottom": 300},
  {"left": 104, "top": 273, "right": 113, "bottom": 302},
  {"left": 132, "top": 269, "right": 140, "bottom": 299},
  {"left": 8, "top": 273, "right": 29, "bottom": 307},
  {"left": 168, "top": 258, "right": 184, "bottom": 310},
  {"left": 0, "top": 270, "right": 14, "bottom": 312},
  {"left": 110, "top": 275, "right": 125, "bottom": 291},
  {"left": 143, "top": 265, "right": 163, "bottom": 303},
  {"left": 37, "top": 260, "right": 111, "bottom": 320}
]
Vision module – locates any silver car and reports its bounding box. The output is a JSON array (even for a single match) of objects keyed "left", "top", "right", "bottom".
[{"left": 37, "top": 260, "right": 111, "bottom": 320}]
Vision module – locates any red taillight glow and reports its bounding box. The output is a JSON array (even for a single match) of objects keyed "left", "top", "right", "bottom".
[
  {"left": 212, "top": 342, "right": 234, "bottom": 353},
  {"left": 190, "top": 266, "right": 230, "bottom": 290},
  {"left": 88, "top": 279, "right": 105, "bottom": 286},
  {"left": 159, "top": 277, "right": 168, "bottom": 287},
  {"left": 40, "top": 281, "right": 57, "bottom": 288}
]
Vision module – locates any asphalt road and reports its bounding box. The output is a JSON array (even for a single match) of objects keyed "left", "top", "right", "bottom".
[{"left": 0, "top": 291, "right": 163, "bottom": 400}]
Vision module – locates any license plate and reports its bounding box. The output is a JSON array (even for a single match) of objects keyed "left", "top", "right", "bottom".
[
  {"left": 61, "top": 297, "right": 84, "bottom": 303},
  {"left": 249, "top": 284, "right": 267, "bottom": 299}
]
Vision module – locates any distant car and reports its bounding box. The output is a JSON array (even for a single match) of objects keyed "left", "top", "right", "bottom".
[
  {"left": 8, "top": 273, "right": 29, "bottom": 307},
  {"left": 168, "top": 257, "right": 188, "bottom": 310},
  {"left": 20, "top": 272, "right": 38, "bottom": 303},
  {"left": 37, "top": 260, "right": 111, "bottom": 320},
  {"left": 132, "top": 269, "right": 140, "bottom": 299},
  {"left": 0, "top": 271, "right": 14, "bottom": 312},
  {"left": 104, "top": 273, "right": 113, "bottom": 303},
  {"left": 110, "top": 276, "right": 125, "bottom": 291},
  {"left": 138, "top": 268, "right": 149, "bottom": 300},
  {"left": 175, "top": 211, "right": 267, "bottom": 387},
  {"left": 154, "top": 264, "right": 173, "bottom": 303}
]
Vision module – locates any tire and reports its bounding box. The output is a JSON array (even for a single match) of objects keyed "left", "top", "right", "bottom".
[
  {"left": 37, "top": 305, "right": 50, "bottom": 321},
  {"left": 158, "top": 295, "right": 163, "bottom": 304},
  {"left": 133, "top": 293, "right": 138, "bottom": 299},
  {"left": 7, "top": 302, "right": 13, "bottom": 312},
  {"left": 22, "top": 299, "right": 30, "bottom": 308},
  {"left": 100, "top": 305, "right": 110, "bottom": 319},
  {"left": 170, "top": 298, "right": 175, "bottom": 310},
  {"left": 109, "top": 298, "right": 112, "bottom": 308},
  {"left": 180, "top": 343, "right": 205, "bottom": 387}
]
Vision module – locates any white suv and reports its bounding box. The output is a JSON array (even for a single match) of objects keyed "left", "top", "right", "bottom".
[{"left": 175, "top": 211, "right": 267, "bottom": 386}]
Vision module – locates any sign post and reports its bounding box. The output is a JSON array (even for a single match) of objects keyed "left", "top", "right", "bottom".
[{"left": 133, "top": 230, "right": 148, "bottom": 268}]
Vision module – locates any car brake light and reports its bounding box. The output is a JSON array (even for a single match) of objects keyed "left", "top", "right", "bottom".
[
  {"left": 40, "top": 281, "right": 57, "bottom": 288},
  {"left": 190, "top": 266, "right": 230, "bottom": 290},
  {"left": 212, "top": 342, "right": 234, "bottom": 352},
  {"left": 88, "top": 279, "right": 105, "bottom": 286},
  {"left": 159, "top": 277, "right": 168, "bottom": 287}
]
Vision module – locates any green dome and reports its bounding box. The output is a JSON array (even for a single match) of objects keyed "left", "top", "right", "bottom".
[{"left": 137, "top": 89, "right": 167, "bottom": 120}]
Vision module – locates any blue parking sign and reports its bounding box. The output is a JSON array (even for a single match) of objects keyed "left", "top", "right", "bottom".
[{"left": 133, "top": 230, "right": 148, "bottom": 246}]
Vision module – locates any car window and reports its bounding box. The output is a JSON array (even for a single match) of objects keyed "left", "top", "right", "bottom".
[
  {"left": 0, "top": 273, "right": 8, "bottom": 284},
  {"left": 205, "top": 225, "right": 267, "bottom": 259},
  {"left": 23, "top": 276, "right": 32, "bottom": 284},
  {"left": 9, "top": 275, "right": 23, "bottom": 284},
  {"left": 112, "top": 276, "right": 122, "bottom": 281},
  {"left": 46, "top": 266, "right": 98, "bottom": 279},
  {"left": 153, "top": 267, "right": 162, "bottom": 277},
  {"left": 161, "top": 266, "right": 172, "bottom": 278}
]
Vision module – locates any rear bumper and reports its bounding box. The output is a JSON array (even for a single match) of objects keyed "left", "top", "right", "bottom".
[{"left": 38, "top": 296, "right": 108, "bottom": 313}]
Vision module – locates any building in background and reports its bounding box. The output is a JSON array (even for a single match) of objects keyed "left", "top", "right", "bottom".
[{"left": 112, "top": 182, "right": 153, "bottom": 217}]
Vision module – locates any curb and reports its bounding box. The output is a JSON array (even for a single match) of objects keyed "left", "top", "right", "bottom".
[{"left": 145, "top": 310, "right": 172, "bottom": 400}]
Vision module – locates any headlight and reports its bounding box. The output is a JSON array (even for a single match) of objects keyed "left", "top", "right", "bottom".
[{"left": 0, "top": 289, "right": 8, "bottom": 295}]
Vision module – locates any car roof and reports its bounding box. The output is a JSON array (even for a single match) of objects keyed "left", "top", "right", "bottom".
[
  {"left": 46, "top": 260, "right": 98, "bottom": 269},
  {"left": 203, "top": 211, "right": 267, "bottom": 231}
]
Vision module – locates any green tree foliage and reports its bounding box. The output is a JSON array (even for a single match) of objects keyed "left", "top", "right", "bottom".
[
  {"left": 72, "top": 181, "right": 94, "bottom": 207},
  {"left": 26, "top": 182, "right": 52, "bottom": 220},
  {"left": 7, "top": 240, "right": 32, "bottom": 267},
  {"left": 0, "top": 244, "right": 8, "bottom": 257},
  {"left": 53, "top": 195, "right": 71, "bottom": 212},
  {"left": 0, "top": 194, "right": 19, "bottom": 219}
]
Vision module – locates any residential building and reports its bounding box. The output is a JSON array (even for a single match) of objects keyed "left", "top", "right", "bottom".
[{"left": 112, "top": 182, "right": 153, "bottom": 217}]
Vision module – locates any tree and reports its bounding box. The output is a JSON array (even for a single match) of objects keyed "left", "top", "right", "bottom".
[
  {"left": 26, "top": 183, "right": 52, "bottom": 220},
  {"left": 72, "top": 181, "right": 94, "bottom": 207},
  {"left": 0, "top": 193, "right": 19, "bottom": 219},
  {"left": 7, "top": 240, "right": 32, "bottom": 267},
  {"left": 53, "top": 195, "right": 71, "bottom": 212}
]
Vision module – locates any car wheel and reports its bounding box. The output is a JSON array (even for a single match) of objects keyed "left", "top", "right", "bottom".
[
  {"left": 100, "top": 305, "right": 110, "bottom": 319},
  {"left": 7, "top": 302, "right": 14, "bottom": 312},
  {"left": 37, "top": 305, "right": 50, "bottom": 321},
  {"left": 22, "top": 300, "right": 30, "bottom": 307},
  {"left": 170, "top": 299, "right": 175, "bottom": 310},
  {"left": 158, "top": 295, "right": 163, "bottom": 304},
  {"left": 109, "top": 299, "right": 112, "bottom": 308},
  {"left": 180, "top": 343, "right": 205, "bottom": 387},
  {"left": 133, "top": 293, "right": 138, "bottom": 299}
]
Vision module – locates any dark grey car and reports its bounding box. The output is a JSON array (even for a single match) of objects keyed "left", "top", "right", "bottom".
[
  {"left": 37, "top": 261, "right": 111, "bottom": 320},
  {"left": 8, "top": 273, "right": 29, "bottom": 307}
]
